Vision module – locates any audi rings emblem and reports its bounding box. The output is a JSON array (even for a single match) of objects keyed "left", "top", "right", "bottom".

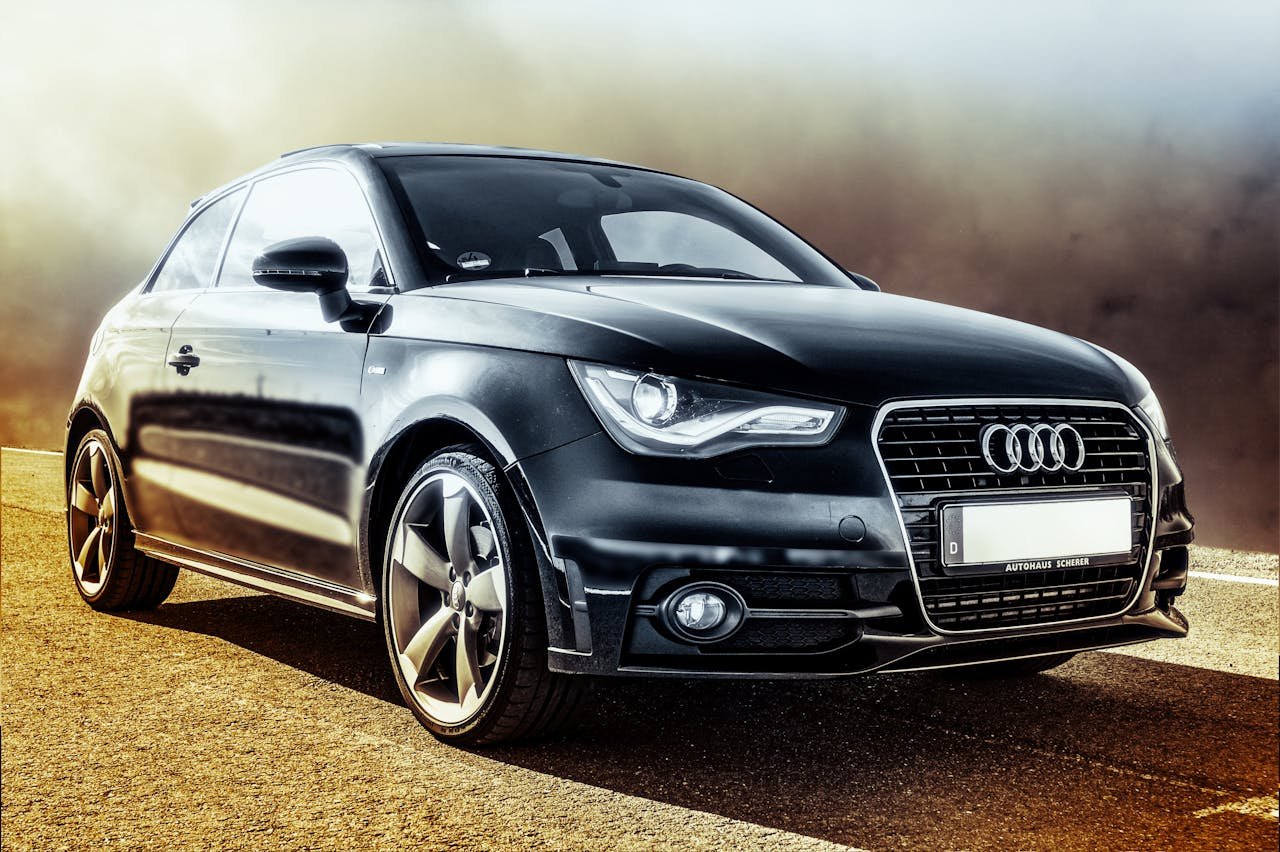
[{"left": 979, "top": 423, "right": 1087, "bottom": 474}]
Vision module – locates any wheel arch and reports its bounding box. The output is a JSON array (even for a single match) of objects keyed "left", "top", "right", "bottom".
[
  {"left": 64, "top": 403, "right": 142, "bottom": 520},
  {"left": 64, "top": 403, "right": 150, "bottom": 575},
  {"left": 65, "top": 404, "right": 110, "bottom": 483},
  {"left": 362, "top": 415, "right": 527, "bottom": 602}
]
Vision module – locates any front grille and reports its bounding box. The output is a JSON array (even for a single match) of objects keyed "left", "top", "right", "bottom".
[
  {"left": 920, "top": 563, "right": 1138, "bottom": 629},
  {"left": 876, "top": 402, "right": 1153, "bottom": 632}
]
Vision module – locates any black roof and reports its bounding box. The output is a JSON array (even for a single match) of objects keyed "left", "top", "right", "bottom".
[{"left": 279, "top": 142, "right": 645, "bottom": 170}]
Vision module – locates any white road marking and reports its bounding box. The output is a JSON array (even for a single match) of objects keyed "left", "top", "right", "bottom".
[
  {"left": 1190, "top": 570, "right": 1278, "bottom": 587},
  {"left": 936, "top": 715, "right": 1280, "bottom": 825},
  {"left": 1192, "top": 794, "right": 1279, "bottom": 821},
  {"left": 2, "top": 447, "right": 61, "bottom": 456}
]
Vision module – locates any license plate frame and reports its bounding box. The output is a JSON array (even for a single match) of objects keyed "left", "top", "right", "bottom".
[{"left": 939, "top": 493, "right": 1133, "bottom": 575}]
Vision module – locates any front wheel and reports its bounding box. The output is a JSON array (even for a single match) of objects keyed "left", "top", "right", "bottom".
[{"left": 381, "top": 446, "right": 588, "bottom": 745}]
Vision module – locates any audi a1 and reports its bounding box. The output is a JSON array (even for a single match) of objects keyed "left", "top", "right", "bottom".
[{"left": 65, "top": 143, "right": 1195, "bottom": 744}]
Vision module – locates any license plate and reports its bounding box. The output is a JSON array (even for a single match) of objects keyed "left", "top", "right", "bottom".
[{"left": 940, "top": 496, "right": 1133, "bottom": 573}]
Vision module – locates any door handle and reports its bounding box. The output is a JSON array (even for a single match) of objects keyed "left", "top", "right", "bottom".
[{"left": 167, "top": 344, "right": 200, "bottom": 376}]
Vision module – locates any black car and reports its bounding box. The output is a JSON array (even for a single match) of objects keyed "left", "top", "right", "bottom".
[{"left": 65, "top": 143, "right": 1194, "bottom": 744}]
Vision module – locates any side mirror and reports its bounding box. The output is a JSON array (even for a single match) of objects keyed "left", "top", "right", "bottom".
[
  {"left": 252, "top": 237, "right": 371, "bottom": 324},
  {"left": 846, "top": 271, "right": 881, "bottom": 292}
]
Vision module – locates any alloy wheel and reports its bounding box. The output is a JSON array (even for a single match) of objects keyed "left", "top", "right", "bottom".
[
  {"left": 387, "top": 470, "right": 509, "bottom": 726},
  {"left": 68, "top": 438, "right": 117, "bottom": 596}
]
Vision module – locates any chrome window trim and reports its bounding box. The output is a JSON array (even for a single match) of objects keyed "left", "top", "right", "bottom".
[{"left": 869, "top": 396, "right": 1159, "bottom": 637}]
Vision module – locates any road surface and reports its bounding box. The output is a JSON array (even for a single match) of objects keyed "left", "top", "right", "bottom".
[{"left": 2, "top": 448, "right": 1276, "bottom": 850}]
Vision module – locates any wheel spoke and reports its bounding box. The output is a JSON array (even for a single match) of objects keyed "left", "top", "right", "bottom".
[
  {"left": 100, "top": 488, "right": 115, "bottom": 522},
  {"left": 77, "top": 526, "right": 103, "bottom": 573},
  {"left": 98, "top": 528, "right": 111, "bottom": 575},
  {"left": 72, "top": 483, "right": 99, "bottom": 517},
  {"left": 467, "top": 566, "right": 505, "bottom": 613},
  {"left": 90, "top": 445, "right": 109, "bottom": 499},
  {"left": 471, "top": 524, "right": 495, "bottom": 561},
  {"left": 442, "top": 484, "right": 474, "bottom": 572},
  {"left": 401, "top": 606, "right": 456, "bottom": 678},
  {"left": 455, "top": 619, "right": 482, "bottom": 707},
  {"left": 396, "top": 523, "right": 451, "bottom": 591}
]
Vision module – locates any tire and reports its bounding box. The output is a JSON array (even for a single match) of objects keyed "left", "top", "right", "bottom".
[
  {"left": 67, "top": 429, "right": 179, "bottom": 611},
  {"left": 380, "top": 445, "right": 588, "bottom": 746},
  {"left": 940, "top": 652, "right": 1077, "bottom": 679}
]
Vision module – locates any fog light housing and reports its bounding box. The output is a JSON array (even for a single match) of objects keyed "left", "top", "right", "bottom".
[{"left": 661, "top": 582, "right": 745, "bottom": 643}]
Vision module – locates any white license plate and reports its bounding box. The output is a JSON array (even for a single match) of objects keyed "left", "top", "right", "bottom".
[{"left": 940, "top": 496, "right": 1133, "bottom": 570}]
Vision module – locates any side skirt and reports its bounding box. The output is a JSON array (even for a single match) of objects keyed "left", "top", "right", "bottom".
[{"left": 134, "top": 532, "right": 377, "bottom": 621}]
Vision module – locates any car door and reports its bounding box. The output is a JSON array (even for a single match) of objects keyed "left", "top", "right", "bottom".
[
  {"left": 160, "top": 165, "right": 393, "bottom": 591},
  {"left": 113, "top": 186, "right": 246, "bottom": 543}
]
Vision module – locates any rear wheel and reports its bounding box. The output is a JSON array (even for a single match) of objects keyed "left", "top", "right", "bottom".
[
  {"left": 67, "top": 430, "right": 178, "bottom": 610},
  {"left": 941, "top": 652, "right": 1077, "bottom": 679},
  {"left": 381, "top": 446, "right": 588, "bottom": 745}
]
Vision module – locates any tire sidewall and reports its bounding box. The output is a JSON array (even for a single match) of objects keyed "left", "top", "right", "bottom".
[{"left": 380, "top": 449, "right": 531, "bottom": 742}]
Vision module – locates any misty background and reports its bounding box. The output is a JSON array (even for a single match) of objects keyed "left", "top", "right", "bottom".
[{"left": 1, "top": 1, "right": 1276, "bottom": 551}]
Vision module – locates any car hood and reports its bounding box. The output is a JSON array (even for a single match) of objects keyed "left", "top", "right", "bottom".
[{"left": 407, "top": 278, "right": 1143, "bottom": 408}]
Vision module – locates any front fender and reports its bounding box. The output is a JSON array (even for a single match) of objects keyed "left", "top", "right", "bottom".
[
  {"left": 361, "top": 341, "right": 601, "bottom": 470},
  {"left": 357, "top": 337, "right": 603, "bottom": 600}
]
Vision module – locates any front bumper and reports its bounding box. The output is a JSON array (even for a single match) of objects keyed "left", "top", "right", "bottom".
[{"left": 511, "top": 403, "right": 1193, "bottom": 677}]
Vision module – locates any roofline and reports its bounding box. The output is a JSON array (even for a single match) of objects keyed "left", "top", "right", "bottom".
[
  {"left": 280, "top": 143, "right": 359, "bottom": 159},
  {"left": 277, "top": 141, "right": 651, "bottom": 172},
  {"left": 189, "top": 142, "right": 677, "bottom": 211}
]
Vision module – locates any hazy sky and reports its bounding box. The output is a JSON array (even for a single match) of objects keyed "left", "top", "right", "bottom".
[
  {"left": 1, "top": 1, "right": 1276, "bottom": 549},
  {"left": 4, "top": 1, "right": 1275, "bottom": 222}
]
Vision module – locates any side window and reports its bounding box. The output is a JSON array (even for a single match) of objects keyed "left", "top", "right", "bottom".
[
  {"left": 600, "top": 210, "right": 797, "bottom": 281},
  {"left": 149, "top": 189, "right": 244, "bottom": 292},
  {"left": 218, "top": 168, "right": 384, "bottom": 291}
]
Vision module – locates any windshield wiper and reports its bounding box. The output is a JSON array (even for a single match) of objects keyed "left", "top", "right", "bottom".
[
  {"left": 443, "top": 267, "right": 767, "bottom": 284},
  {"left": 654, "top": 270, "right": 763, "bottom": 281},
  {"left": 443, "top": 268, "right": 602, "bottom": 283}
]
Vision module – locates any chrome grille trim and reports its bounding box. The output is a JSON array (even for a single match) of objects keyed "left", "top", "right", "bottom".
[{"left": 869, "top": 398, "right": 1159, "bottom": 636}]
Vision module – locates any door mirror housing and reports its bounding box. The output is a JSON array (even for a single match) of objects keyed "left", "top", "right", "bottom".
[
  {"left": 846, "top": 271, "right": 881, "bottom": 292},
  {"left": 253, "top": 236, "right": 349, "bottom": 293},
  {"left": 252, "top": 237, "right": 375, "bottom": 325}
]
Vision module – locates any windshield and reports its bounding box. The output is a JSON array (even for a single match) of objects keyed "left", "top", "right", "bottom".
[{"left": 377, "top": 155, "right": 852, "bottom": 288}]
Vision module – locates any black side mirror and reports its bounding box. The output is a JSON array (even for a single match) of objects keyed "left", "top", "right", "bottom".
[
  {"left": 846, "top": 271, "right": 881, "bottom": 292},
  {"left": 252, "top": 237, "right": 374, "bottom": 324}
]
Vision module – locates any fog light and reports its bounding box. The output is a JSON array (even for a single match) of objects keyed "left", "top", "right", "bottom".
[
  {"left": 661, "top": 582, "right": 745, "bottom": 643},
  {"left": 673, "top": 591, "right": 727, "bottom": 632}
]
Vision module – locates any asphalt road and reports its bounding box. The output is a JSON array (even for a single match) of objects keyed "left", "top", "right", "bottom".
[{"left": 2, "top": 448, "right": 1276, "bottom": 850}]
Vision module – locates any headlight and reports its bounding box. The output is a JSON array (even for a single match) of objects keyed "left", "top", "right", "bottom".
[
  {"left": 1137, "top": 389, "right": 1170, "bottom": 441},
  {"left": 568, "top": 361, "right": 844, "bottom": 458}
]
